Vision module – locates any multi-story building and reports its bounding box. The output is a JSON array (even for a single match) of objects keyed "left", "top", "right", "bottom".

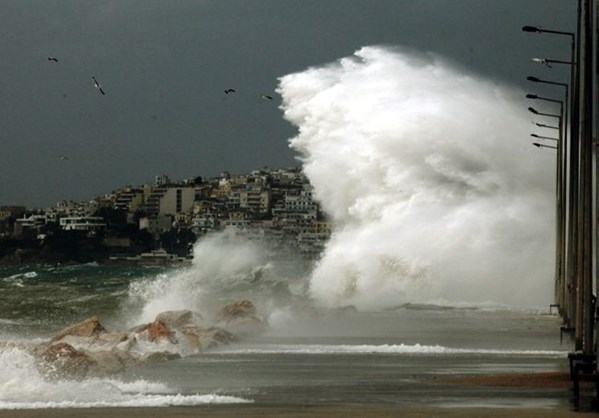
[
  {"left": 273, "top": 186, "right": 318, "bottom": 227},
  {"left": 145, "top": 187, "right": 195, "bottom": 216},
  {"left": 155, "top": 174, "right": 171, "bottom": 187},
  {"left": 191, "top": 213, "right": 217, "bottom": 235},
  {"left": 59, "top": 216, "right": 106, "bottom": 232},
  {"left": 239, "top": 185, "right": 270, "bottom": 214},
  {"left": 226, "top": 187, "right": 241, "bottom": 210},
  {"left": 14, "top": 214, "right": 48, "bottom": 237},
  {"left": 114, "top": 188, "right": 144, "bottom": 212},
  {"left": 3, "top": 166, "right": 332, "bottom": 258}
]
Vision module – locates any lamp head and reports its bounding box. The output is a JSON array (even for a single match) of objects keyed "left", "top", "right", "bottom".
[
  {"left": 528, "top": 107, "right": 539, "bottom": 114},
  {"left": 525, "top": 94, "right": 538, "bottom": 99},
  {"left": 522, "top": 25, "right": 541, "bottom": 33},
  {"left": 532, "top": 143, "right": 542, "bottom": 148},
  {"left": 527, "top": 76, "right": 541, "bottom": 83}
]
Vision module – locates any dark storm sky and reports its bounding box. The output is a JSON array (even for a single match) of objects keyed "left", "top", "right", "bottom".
[{"left": 0, "top": 0, "right": 575, "bottom": 208}]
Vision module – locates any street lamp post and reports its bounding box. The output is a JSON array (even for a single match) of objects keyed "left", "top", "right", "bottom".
[
  {"left": 532, "top": 57, "right": 574, "bottom": 68},
  {"left": 522, "top": 24, "right": 578, "bottom": 340},
  {"left": 528, "top": 98, "right": 565, "bottom": 315},
  {"left": 531, "top": 133, "right": 558, "bottom": 141},
  {"left": 526, "top": 81, "right": 574, "bottom": 328},
  {"left": 528, "top": 106, "right": 561, "bottom": 119},
  {"left": 533, "top": 142, "right": 558, "bottom": 150},
  {"left": 522, "top": 25, "right": 575, "bottom": 37},
  {"left": 535, "top": 122, "right": 560, "bottom": 130}
]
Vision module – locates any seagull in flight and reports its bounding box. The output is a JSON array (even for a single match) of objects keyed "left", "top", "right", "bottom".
[
  {"left": 260, "top": 94, "right": 273, "bottom": 100},
  {"left": 92, "top": 76, "right": 105, "bottom": 95},
  {"left": 47, "top": 57, "right": 59, "bottom": 62},
  {"left": 224, "top": 89, "right": 236, "bottom": 94}
]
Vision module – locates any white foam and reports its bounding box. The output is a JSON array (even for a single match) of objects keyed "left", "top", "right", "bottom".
[
  {"left": 127, "top": 234, "right": 268, "bottom": 325},
  {"left": 277, "top": 45, "right": 556, "bottom": 310},
  {"left": 0, "top": 346, "right": 252, "bottom": 409},
  {"left": 0, "top": 393, "right": 252, "bottom": 409},
  {"left": 211, "top": 344, "right": 567, "bottom": 358}
]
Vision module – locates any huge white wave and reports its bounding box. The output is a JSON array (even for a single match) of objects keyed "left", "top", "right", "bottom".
[{"left": 277, "top": 46, "right": 556, "bottom": 310}]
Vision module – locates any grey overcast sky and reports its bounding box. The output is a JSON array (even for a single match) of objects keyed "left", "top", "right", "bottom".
[{"left": 1, "top": 0, "right": 575, "bottom": 208}]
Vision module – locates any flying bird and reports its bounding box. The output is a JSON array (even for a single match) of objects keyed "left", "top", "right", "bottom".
[
  {"left": 92, "top": 76, "right": 105, "bottom": 95},
  {"left": 224, "top": 89, "right": 236, "bottom": 94},
  {"left": 58, "top": 155, "right": 68, "bottom": 161},
  {"left": 260, "top": 94, "right": 273, "bottom": 100},
  {"left": 47, "top": 57, "right": 58, "bottom": 62}
]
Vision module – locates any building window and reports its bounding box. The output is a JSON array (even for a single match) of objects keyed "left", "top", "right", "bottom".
[{"left": 176, "top": 189, "right": 182, "bottom": 213}]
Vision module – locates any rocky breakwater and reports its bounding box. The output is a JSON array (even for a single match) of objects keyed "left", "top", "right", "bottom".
[{"left": 16, "top": 299, "right": 266, "bottom": 381}]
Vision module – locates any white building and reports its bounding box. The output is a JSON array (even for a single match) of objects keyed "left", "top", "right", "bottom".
[{"left": 59, "top": 216, "right": 106, "bottom": 232}]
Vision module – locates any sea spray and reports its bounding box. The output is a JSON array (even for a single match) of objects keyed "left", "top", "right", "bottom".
[
  {"left": 0, "top": 345, "right": 253, "bottom": 408},
  {"left": 278, "top": 46, "right": 556, "bottom": 310},
  {"left": 127, "top": 234, "right": 282, "bottom": 325}
]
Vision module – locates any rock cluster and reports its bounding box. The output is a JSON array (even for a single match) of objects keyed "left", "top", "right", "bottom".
[
  {"left": 216, "top": 299, "right": 268, "bottom": 335},
  {"left": 18, "top": 299, "right": 265, "bottom": 381}
]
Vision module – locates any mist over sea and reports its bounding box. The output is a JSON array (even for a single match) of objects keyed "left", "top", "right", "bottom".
[{"left": 0, "top": 46, "right": 565, "bottom": 410}]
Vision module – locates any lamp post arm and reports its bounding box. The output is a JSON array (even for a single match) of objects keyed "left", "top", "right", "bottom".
[{"left": 533, "top": 142, "right": 558, "bottom": 150}]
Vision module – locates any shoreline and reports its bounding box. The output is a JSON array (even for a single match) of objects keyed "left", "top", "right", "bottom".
[
  {"left": 0, "top": 404, "right": 597, "bottom": 418},
  {"left": 1, "top": 371, "right": 595, "bottom": 417}
]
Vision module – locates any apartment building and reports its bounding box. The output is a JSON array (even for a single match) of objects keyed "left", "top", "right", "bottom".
[
  {"left": 59, "top": 216, "right": 106, "bottom": 232},
  {"left": 145, "top": 187, "right": 195, "bottom": 216}
]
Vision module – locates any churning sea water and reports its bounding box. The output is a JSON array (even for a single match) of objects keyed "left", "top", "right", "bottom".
[
  {"left": 0, "top": 45, "right": 567, "bottom": 410},
  {"left": 0, "top": 259, "right": 569, "bottom": 410}
]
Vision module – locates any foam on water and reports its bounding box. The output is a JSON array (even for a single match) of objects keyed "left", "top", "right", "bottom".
[
  {"left": 0, "top": 346, "right": 251, "bottom": 409},
  {"left": 211, "top": 344, "right": 567, "bottom": 358}
]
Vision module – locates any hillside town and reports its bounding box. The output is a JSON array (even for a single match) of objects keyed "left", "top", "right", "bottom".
[{"left": 0, "top": 167, "right": 332, "bottom": 264}]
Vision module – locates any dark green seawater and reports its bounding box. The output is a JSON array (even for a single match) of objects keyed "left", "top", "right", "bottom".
[{"left": 0, "top": 263, "right": 167, "bottom": 336}]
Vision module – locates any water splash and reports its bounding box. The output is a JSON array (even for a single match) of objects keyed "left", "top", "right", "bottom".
[
  {"left": 126, "top": 234, "right": 297, "bottom": 325},
  {"left": 0, "top": 346, "right": 252, "bottom": 408},
  {"left": 278, "top": 46, "right": 556, "bottom": 310}
]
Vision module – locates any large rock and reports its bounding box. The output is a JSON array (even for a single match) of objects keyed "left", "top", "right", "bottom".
[
  {"left": 9, "top": 302, "right": 269, "bottom": 381},
  {"left": 155, "top": 310, "right": 206, "bottom": 329},
  {"left": 131, "top": 319, "right": 178, "bottom": 344},
  {"left": 216, "top": 299, "right": 267, "bottom": 334},
  {"left": 55, "top": 332, "right": 131, "bottom": 351},
  {"left": 181, "top": 326, "right": 237, "bottom": 349},
  {"left": 37, "top": 342, "right": 96, "bottom": 380},
  {"left": 85, "top": 349, "right": 160, "bottom": 377},
  {"left": 86, "top": 349, "right": 134, "bottom": 376},
  {"left": 51, "top": 316, "right": 107, "bottom": 342},
  {"left": 216, "top": 300, "right": 257, "bottom": 322},
  {"left": 143, "top": 311, "right": 235, "bottom": 350}
]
